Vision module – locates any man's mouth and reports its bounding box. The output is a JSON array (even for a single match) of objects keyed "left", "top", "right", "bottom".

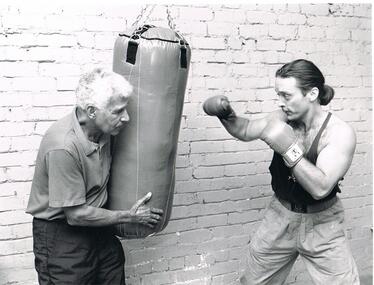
[{"left": 116, "top": 123, "right": 125, "bottom": 129}]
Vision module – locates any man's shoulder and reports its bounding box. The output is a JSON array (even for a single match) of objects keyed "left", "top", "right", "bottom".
[
  {"left": 328, "top": 113, "right": 355, "bottom": 135},
  {"left": 40, "top": 111, "right": 79, "bottom": 155},
  {"left": 326, "top": 112, "right": 356, "bottom": 146}
]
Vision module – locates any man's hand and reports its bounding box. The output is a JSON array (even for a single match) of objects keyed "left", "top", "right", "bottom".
[
  {"left": 203, "top": 95, "right": 236, "bottom": 120},
  {"left": 260, "top": 120, "right": 304, "bottom": 168},
  {"left": 129, "top": 192, "right": 164, "bottom": 228}
]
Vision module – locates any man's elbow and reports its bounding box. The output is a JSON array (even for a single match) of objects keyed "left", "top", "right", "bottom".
[
  {"left": 64, "top": 206, "right": 88, "bottom": 226},
  {"left": 311, "top": 185, "right": 334, "bottom": 200},
  {"left": 66, "top": 214, "right": 81, "bottom": 226}
]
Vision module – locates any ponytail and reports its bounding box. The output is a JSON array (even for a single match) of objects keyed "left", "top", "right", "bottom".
[{"left": 319, "top": 84, "right": 335, "bottom": 106}]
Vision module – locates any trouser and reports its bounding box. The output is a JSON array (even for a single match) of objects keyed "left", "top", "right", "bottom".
[
  {"left": 32, "top": 218, "right": 125, "bottom": 285},
  {"left": 240, "top": 196, "right": 360, "bottom": 285}
]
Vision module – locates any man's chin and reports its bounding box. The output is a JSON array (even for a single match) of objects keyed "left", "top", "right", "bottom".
[
  {"left": 110, "top": 129, "right": 121, "bottom": 136},
  {"left": 285, "top": 112, "right": 297, "bottom": 121}
]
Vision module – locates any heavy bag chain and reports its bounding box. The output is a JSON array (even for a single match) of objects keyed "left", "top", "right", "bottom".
[
  {"left": 132, "top": 4, "right": 177, "bottom": 31},
  {"left": 166, "top": 5, "right": 176, "bottom": 30},
  {"left": 131, "top": 4, "right": 156, "bottom": 28}
]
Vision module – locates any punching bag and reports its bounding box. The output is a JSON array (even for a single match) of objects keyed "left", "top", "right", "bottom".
[{"left": 108, "top": 25, "right": 191, "bottom": 238}]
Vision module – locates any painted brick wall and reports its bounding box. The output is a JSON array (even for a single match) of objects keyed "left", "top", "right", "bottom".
[{"left": 0, "top": 3, "right": 372, "bottom": 285}]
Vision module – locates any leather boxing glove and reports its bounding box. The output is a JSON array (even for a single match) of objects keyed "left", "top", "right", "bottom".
[
  {"left": 203, "top": 95, "right": 236, "bottom": 120},
  {"left": 261, "top": 120, "right": 304, "bottom": 167}
]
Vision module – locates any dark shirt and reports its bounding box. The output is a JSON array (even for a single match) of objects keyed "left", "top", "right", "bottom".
[{"left": 269, "top": 112, "right": 340, "bottom": 205}]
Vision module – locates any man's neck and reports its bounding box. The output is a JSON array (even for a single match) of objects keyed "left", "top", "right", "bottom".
[
  {"left": 76, "top": 107, "right": 102, "bottom": 143},
  {"left": 298, "top": 105, "right": 326, "bottom": 133}
]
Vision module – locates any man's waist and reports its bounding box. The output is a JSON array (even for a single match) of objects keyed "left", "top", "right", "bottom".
[
  {"left": 32, "top": 218, "right": 116, "bottom": 242},
  {"left": 33, "top": 217, "right": 68, "bottom": 224},
  {"left": 276, "top": 195, "right": 338, "bottom": 214}
]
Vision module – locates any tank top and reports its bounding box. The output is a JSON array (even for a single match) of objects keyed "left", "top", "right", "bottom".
[{"left": 269, "top": 112, "right": 341, "bottom": 205}]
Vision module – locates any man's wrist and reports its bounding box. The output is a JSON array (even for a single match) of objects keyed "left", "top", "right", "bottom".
[
  {"left": 217, "top": 102, "right": 236, "bottom": 120},
  {"left": 117, "top": 210, "right": 132, "bottom": 224},
  {"left": 282, "top": 142, "right": 304, "bottom": 168}
]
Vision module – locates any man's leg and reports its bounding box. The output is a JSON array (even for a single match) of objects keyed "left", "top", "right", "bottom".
[
  {"left": 240, "top": 196, "right": 300, "bottom": 285},
  {"left": 96, "top": 228, "right": 126, "bottom": 285},
  {"left": 33, "top": 218, "right": 98, "bottom": 285},
  {"left": 33, "top": 218, "right": 53, "bottom": 285},
  {"left": 299, "top": 198, "right": 360, "bottom": 285}
]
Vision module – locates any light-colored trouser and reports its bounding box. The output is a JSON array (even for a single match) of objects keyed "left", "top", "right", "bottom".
[{"left": 240, "top": 196, "right": 360, "bottom": 285}]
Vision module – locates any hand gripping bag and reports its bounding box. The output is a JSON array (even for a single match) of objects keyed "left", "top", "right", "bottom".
[{"left": 108, "top": 25, "right": 191, "bottom": 238}]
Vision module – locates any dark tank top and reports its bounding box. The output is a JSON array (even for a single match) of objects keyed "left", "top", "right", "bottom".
[{"left": 269, "top": 112, "right": 341, "bottom": 205}]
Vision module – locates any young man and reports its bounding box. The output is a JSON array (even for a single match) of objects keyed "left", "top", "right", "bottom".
[
  {"left": 203, "top": 59, "right": 359, "bottom": 284},
  {"left": 26, "top": 68, "right": 163, "bottom": 285}
]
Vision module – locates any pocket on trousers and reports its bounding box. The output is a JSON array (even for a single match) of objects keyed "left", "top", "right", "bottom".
[
  {"left": 33, "top": 220, "right": 47, "bottom": 256},
  {"left": 250, "top": 201, "right": 288, "bottom": 251},
  {"left": 54, "top": 224, "right": 92, "bottom": 250},
  {"left": 312, "top": 200, "right": 345, "bottom": 241},
  {"left": 33, "top": 220, "right": 60, "bottom": 255}
]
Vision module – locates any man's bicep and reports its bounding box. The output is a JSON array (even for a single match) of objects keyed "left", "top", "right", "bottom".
[
  {"left": 47, "top": 150, "right": 86, "bottom": 208},
  {"left": 316, "top": 132, "right": 356, "bottom": 188}
]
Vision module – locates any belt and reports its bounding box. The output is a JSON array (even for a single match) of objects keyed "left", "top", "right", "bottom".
[{"left": 276, "top": 195, "right": 338, "bottom": 214}]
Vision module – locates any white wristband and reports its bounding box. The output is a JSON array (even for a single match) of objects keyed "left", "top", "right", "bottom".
[{"left": 283, "top": 142, "right": 304, "bottom": 168}]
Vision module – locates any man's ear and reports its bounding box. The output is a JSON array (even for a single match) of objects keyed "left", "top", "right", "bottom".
[
  {"left": 307, "top": 87, "right": 319, "bottom": 102},
  {"left": 86, "top": 105, "right": 97, "bottom": 119}
]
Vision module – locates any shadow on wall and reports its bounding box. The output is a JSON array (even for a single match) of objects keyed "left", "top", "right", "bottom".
[{"left": 360, "top": 268, "right": 373, "bottom": 285}]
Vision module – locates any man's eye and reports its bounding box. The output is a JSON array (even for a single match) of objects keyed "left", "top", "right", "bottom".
[
  {"left": 114, "top": 109, "right": 124, "bottom": 114},
  {"left": 283, "top": 94, "right": 291, "bottom": 100},
  {"left": 277, "top": 93, "right": 290, "bottom": 100}
]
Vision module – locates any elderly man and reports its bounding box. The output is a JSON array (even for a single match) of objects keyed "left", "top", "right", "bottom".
[{"left": 26, "top": 68, "right": 163, "bottom": 285}]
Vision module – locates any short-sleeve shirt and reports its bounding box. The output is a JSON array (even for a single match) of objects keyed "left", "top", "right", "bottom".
[{"left": 26, "top": 107, "right": 112, "bottom": 220}]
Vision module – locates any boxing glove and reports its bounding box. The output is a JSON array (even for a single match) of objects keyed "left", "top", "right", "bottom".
[
  {"left": 203, "top": 95, "right": 236, "bottom": 120},
  {"left": 261, "top": 120, "right": 304, "bottom": 167}
]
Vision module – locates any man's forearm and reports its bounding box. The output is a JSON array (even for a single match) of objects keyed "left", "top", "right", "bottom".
[
  {"left": 291, "top": 159, "right": 334, "bottom": 200},
  {"left": 220, "top": 116, "right": 250, "bottom": 141},
  {"left": 203, "top": 95, "right": 269, "bottom": 142},
  {"left": 64, "top": 204, "right": 132, "bottom": 227},
  {"left": 221, "top": 115, "right": 267, "bottom": 142}
]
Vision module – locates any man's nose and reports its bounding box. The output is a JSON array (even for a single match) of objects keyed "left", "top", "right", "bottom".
[
  {"left": 278, "top": 97, "right": 286, "bottom": 108},
  {"left": 120, "top": 110, "right": 130, "bottom": 122}
]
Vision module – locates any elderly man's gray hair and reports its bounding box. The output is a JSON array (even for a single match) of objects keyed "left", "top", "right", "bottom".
[{"left": 76, "top": 68, "right": 133, "bottom": 109}]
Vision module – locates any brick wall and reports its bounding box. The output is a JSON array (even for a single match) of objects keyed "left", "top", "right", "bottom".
[{"left": 0, "top": 3, "right": 372, "bottom": 285}]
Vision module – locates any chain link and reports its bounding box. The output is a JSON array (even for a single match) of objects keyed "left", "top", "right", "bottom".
[
  {"left": 143, "top": 4, "right": 156, "bottom": 25},
  {"left": 166, "top": 5, "right": 176, "bottom": 30},
  {"left": 132, "top": 4, "right": 176, "bottom": 31},
  {"left": 131, "top": 5, "right": 149, "bottom": 27},
  {"left": 131, "top": 4, "right": 157, "bottom": 28}
]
